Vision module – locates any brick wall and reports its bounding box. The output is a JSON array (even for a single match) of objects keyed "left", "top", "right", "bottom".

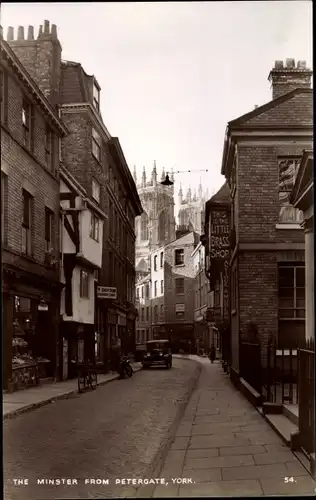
[{"left": 1, "top": 65, "right": 60, "bottom": 264}]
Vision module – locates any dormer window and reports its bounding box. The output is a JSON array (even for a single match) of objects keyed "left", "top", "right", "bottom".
[{"left": 93, "top": 82, "right": 100, "bottom": 111}]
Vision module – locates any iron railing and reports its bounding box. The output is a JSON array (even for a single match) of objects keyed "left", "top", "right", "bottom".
[
  {"left": 239, "top": 342, "right": 262, "bottom": 394},
  {"left": 262, "top": 341, "right": 298, "bottom": 404},
  {"left": 298, "top": 339, "right": 315, "bottom": 456}
]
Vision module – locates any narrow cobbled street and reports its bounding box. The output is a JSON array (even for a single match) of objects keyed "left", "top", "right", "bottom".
[{"left": 4, "top": 359, "right": 199, "bottom": 500}]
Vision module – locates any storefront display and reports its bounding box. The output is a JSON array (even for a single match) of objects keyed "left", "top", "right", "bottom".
[{"left": 9, "top": 295, "right": 52, "bottom": 391}]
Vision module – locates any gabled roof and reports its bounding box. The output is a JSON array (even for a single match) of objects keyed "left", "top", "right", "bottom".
[
  {"left": 228, "top": 88, "right": 312, "bottom": 128},
  {"left": 209, "top": 182, "right": 230, "bottom": 204},
  {"left": 290, "top": 149, "right": 313, "bottom": 208}
]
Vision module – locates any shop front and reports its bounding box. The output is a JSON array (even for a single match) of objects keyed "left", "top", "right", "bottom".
[
  {"left": 59, "top": 321, "right": 95, "bottom": 379},
  {"left": 165, "top": 323, "right": 195, "bottom": 353},
  {"left": 3, "top": 265, "right": 60, "bottom": 392}
]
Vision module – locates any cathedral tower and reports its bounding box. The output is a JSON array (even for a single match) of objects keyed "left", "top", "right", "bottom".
[{"left": 134, "top": 162, "right": 176, "bottom": 274}]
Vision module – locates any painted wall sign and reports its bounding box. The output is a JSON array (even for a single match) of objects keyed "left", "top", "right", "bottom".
[{"left": 209, "top": 206, "right": 230, "bottom": 322}]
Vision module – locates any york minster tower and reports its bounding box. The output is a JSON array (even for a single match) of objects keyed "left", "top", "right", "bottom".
[{"left": 133, "top": 162, "right": 176, "bottom": 275}]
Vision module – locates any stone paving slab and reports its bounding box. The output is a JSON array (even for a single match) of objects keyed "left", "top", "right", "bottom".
[
  {"left": 152, "top": 357, "right": 316, "bottom": 497},
  {"left": 260, "top": 475, "right": 316, "bottom": 496},
  {"left": 178, "top": 479, "right": 264, "bottom": 497},
  {"left": 184, "top": 454, "right": 255, "bottom": 470}
]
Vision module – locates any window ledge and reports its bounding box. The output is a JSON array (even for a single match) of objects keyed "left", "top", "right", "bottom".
[
  {"left": 276, "top": 223, "right": 303, "bottom": 230},
  {"left": 175, "top": 264, "right": 185, "bottom": 267}
]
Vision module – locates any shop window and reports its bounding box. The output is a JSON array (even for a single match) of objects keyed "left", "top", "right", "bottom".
[
  {"left": 90, "top": 213, "right": 100, "bottom": 241},
  {"left": 22, "top": 99, "right": 32, "bottom": 148},
  {"left": 92, "top": 127, "right": 101, "bottom": 161},
  {"left": 22, "top": 189, "right": 33, "bottom": 256},
  {"left": 278, "top": 264, "right": 305, "bottom": 319},
  {"left": 175, "top": 248, "right": 184, "bottom": 266},
  {"left": 175, "top": 278, "right": 184, "bottom": 295},
  {"left": 45, "top": 207, "right": 53, "bottom": 252},
  {"left": 93, "top": 81, "right": 100, "bottom": 111},
  {"left": 80, "top": 270, "right": 90, "bottom": 298},
  {"left": 278, "top": 157, "right": 303, "bottom": 223},
  {"left": 45, "top": 126, "right": 53, "bottom": 171},
  {"left": 92, "top": 178, "right": 100, "bottom": 203}
]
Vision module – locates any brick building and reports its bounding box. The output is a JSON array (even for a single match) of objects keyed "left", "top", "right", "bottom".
[
  {"left": 6, "top": 21, "right": 142, "bottom": 369},
  {"left": 135, "top": 274, "right": 152, "bottom": 347},
  {"left": 220, "top": 58, "right": 313, "bottom": 379},
  {"left": 1, "top": 34, "right": 67, "bottom": 390},
  {"left": 148, "top": 230, "right": 199, "bottom": 351},
  {"left": 191, "top": 242, "right": 210, "bottom": 353}
]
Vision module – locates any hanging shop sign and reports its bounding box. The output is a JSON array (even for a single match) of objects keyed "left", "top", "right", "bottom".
[
  {"left": 38, "top": 298, "right": 48, "bottom": 311},
  {"left": 209, "top": 205, "right": 230, "bottom": 322},
  {"left": 97, "top": 286, "right": 117, "bottom": 300}
]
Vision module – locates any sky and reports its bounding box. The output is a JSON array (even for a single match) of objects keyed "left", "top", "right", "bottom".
[{"left": 1, "top": 1, "right": 313, "bottom": 208}]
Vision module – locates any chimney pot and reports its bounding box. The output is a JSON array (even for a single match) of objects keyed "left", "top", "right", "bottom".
[
  {"left": 27, "top": 25, "right": 34, "bottom": 40},
  {"left": 51, "top": 24, "right": 57, "bottom": 39},
  {"left": 297, "top": 60, "right": 307, "bottom": 69},
  {"left": 7, "top": 26, "right": 14, "bottom": 41},
  {"left": 44, "top": 20, "right": 50, "bottom": 34},
  {"left": 17, "top": 26, "right": 25, "bottom": 40},
  {"left": 254, "top": 104, "right": 258, "bottom": 109},
  {"left": 275, "top": 60, "right": 284, "bottom": 69},
  {"left": 38, "top": 25, "right": 43, "bottom": 38},
  {"left": 286, "top": 58, "right": 295, "bottom": 69}
]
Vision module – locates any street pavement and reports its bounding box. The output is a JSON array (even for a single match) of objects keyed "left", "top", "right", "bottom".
[
  {"left": 3, "top": 362, "right": 143, "bottom": 420},
  {"left": 140, "top": 356, "right": 316, "bottom": 498},
  {"left": 4, "top": 358, "right": 200, "bottom": 500}
]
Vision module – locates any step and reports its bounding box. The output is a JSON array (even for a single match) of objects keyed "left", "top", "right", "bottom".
[
  {"left": 265, "top": 413, "right": 298, "bottom": 446},
  {"left": 283, "top": 403, "right": 299, "bottom": 426}
]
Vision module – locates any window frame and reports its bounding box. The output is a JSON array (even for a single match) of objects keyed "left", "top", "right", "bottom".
[
  {"left": 90, "top": 212, "right": 100, "bottom": 242},
  {"left": 160, "top": 252, "right": 164, "bottom": 268},
  {"left": 154, "top": 280, "right": 158, "bottom": 297},
  {"left": 44, "top": 207, "right": 54, "bottom": 252},
  {"left": 92, "top": 127, "right": 101, "bottom": 161},
  {"left": 175, "top": 277, "right": 185, "bottom": 295},
  {"left": 92, "top": 178, "right": 100, "bottom": 203},
  {"left": 278, "top": 157, "right": 303, "bottom": 224},
  {"left": 160, "top": 280, "right": 164, "bottom": 294},
  {"left": 22, "top": 99, "right": 32, "bottom": 149},
  {"left": 278, "top": 264, "right": 305, "bottom": 320},
  {"left": 93, "top": 81, "right": 100, "bottom": 111},
  {"left": 79, "top": 269, "right": 90, "bottom": 298},
  {"left": 175, "top": 248, "right": 184, "bottom": 266},
  {"left": 44, "top": 126, "right": 53, "bottom": 170},
  {"left": 154, "top": 255, "right": 158, "bottom": 271},
  {"left": 21, "top": 189, "right": 33, "bottom": 256}
]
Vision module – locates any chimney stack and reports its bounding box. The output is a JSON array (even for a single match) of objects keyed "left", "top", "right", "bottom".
[
  {"left": 268, "top": 58, "right": 312, "bottom": 100},
  {"left": 7, "top": 26, "right": 14, "bottom": 41},
  {"left": 27, "top": 25, "right": 34, "bottom": 40},
  {"left": 44, "top": 20, "right": 50, "bottom": 34},
  {"left": 17, "top": 26, "right": 24, "bottom": 40}
]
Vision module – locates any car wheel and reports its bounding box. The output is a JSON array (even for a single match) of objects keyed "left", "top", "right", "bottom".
[{"left": 166, "top": 361, "right": 171, "bottom": 369}]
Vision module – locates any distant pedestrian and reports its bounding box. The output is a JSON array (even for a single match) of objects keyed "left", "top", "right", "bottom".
[{"left": 209, "top": 346, "right": 216, "bottom": 363}]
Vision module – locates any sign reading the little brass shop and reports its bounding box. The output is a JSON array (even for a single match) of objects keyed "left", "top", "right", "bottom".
[
  {"left": 97, "top": 286, "right": 117, "bottom": 300},
  {"left": 209, "top": 207, "right": 230, "bottom": 322}
]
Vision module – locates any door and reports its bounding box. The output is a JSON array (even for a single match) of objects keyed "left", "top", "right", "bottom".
[{"left": 62, "top": 338, "right": 68, "bottom": 380}]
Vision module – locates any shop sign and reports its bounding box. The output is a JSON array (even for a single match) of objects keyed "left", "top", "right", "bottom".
[
  {"left": 97, "top": 286, "right": 117, "bottom": 300},
  {"left": 209, "top": 209, "right": 230, "bottom": 262},
  {"left": 175, "top": 303, "right": 185, "bottom": 312}
]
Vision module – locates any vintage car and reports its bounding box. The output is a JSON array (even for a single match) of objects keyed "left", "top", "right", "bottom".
[{"left": 142, "top": 339, "right": 172, "bottom": 369}]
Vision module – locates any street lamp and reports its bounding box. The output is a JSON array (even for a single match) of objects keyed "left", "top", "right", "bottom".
[{"left": 160, "top": 170, "right": 209, "bottom": 186}]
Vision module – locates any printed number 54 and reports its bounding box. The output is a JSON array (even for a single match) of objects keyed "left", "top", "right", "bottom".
[{"left": 284, "top": 477, "right": 295, "bottom": 483}]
